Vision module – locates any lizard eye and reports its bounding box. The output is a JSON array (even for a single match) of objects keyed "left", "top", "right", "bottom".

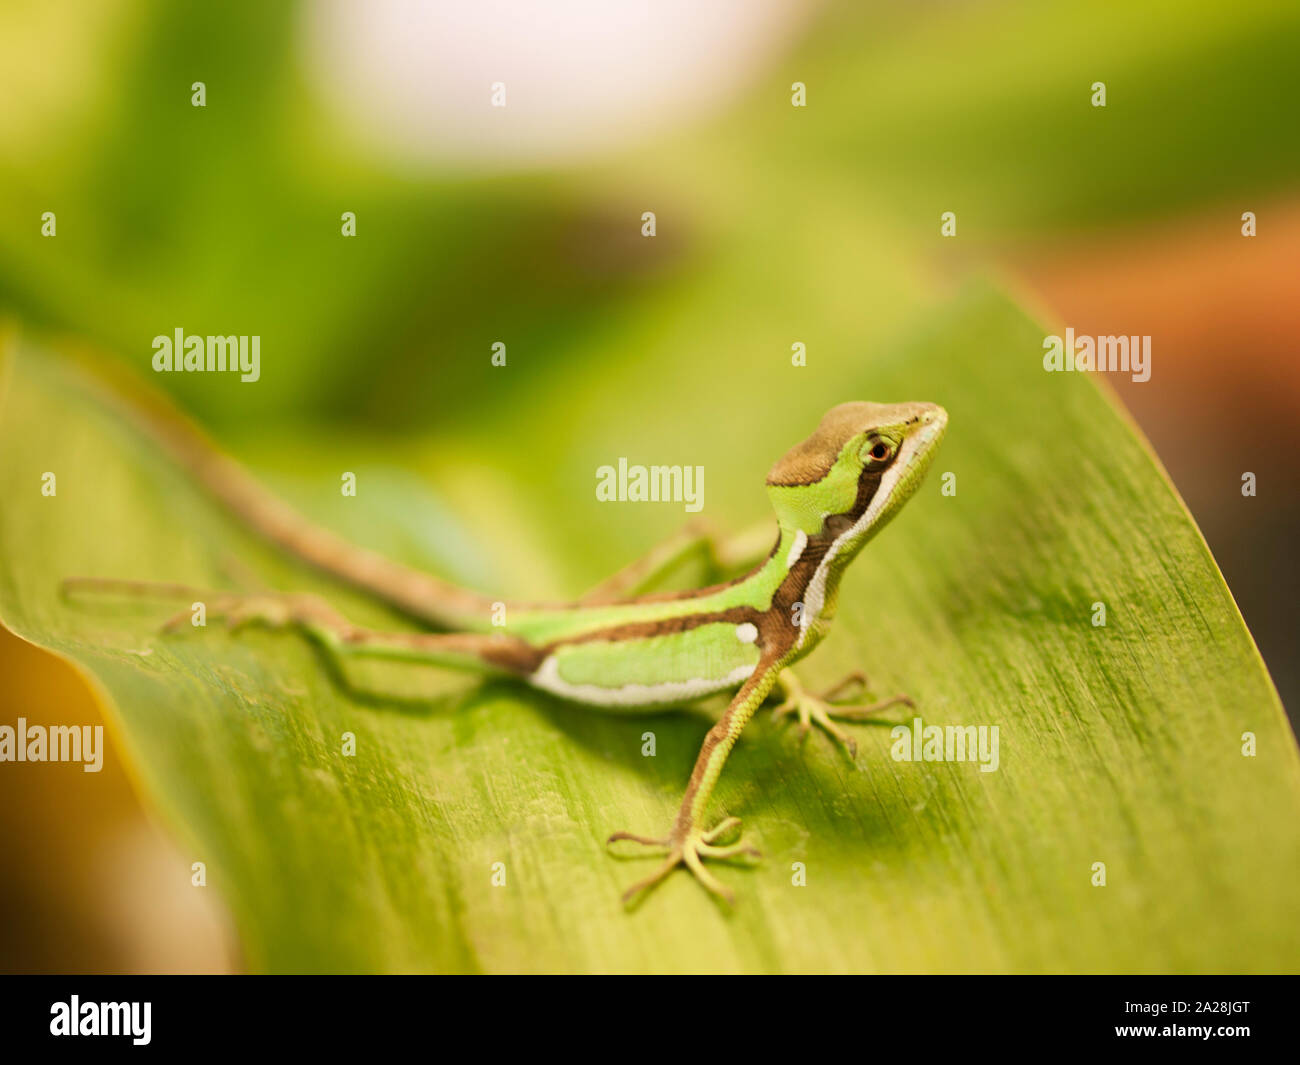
[{"left": 864, "top": 438, "right": 894, "bottom": 464}]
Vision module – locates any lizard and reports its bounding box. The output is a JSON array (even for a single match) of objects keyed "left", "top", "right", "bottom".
[{"left": 64, "top": 390, "right": 947, "bottom": 905}]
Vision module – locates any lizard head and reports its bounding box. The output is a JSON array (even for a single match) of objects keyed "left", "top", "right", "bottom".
[{"left": 765, "top": 401, "right": 947, "bottom": 557}]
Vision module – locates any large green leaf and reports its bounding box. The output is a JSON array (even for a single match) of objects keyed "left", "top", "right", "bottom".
[{"left": 1, "top": 286, "right": 1296, "bottom": 973}]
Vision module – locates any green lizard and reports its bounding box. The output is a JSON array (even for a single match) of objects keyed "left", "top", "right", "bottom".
[{"left": 66, "top": 395, "right": 947, "bottom": 905}]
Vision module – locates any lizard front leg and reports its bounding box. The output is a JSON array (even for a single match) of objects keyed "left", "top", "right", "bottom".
[
  {"left": 608, "top": 655, "right": 784, "bottom": 906},
  {"left": 772, "top": 668, "right": 913, "bottom": 758}
]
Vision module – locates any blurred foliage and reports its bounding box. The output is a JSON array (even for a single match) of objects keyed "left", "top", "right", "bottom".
[{"left": 0, "top": 0, "right": 1297, "bottom": 435}]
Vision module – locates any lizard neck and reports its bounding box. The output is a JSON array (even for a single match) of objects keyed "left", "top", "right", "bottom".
[
  {"left": 710, "top": 524, "right": 846, "bottom": 664},
  {"left": 749, "top": 516, "right": 875, "bottom": 661}
]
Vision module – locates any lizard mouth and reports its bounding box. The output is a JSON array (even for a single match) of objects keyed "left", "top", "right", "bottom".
[
  {"left": 901, "top": 404, "right": 947, "bottom": 473},
  {"left": 863, "top": 403, "right": 947, "bottom": 523},
  {"left": 917, "top": 404, "right": 947, "bottom": 444}
]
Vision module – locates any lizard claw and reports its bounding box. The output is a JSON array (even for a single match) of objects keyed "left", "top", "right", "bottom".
[{"left": 607, "top": 817, "right": 760, "bottom": 907}]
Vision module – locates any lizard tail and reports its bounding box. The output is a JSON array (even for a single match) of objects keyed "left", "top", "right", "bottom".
[{"left": 77, "top": 355, "right": 498, "bottom": 630}]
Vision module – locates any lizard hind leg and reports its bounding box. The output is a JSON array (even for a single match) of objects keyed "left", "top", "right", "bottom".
[
  {"left": 62, "top": 577, "right": 349, "bottom": 634},
  {"left": 578, "top": 517, "right": 777, "bottom": 604},
  {"left": 62, "top": 577, "right": 539, "bottom": 680}
]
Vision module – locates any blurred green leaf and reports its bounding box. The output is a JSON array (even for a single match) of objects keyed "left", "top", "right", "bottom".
[
  {"left": 2, "top": 285, "right": 1296, "bottom": 973},
  {"left": 768, "top": 0, "right": 1300, "bottom": 236},
  {"left": 3, "top": 0, "right": 1297, "bottom": 433}
]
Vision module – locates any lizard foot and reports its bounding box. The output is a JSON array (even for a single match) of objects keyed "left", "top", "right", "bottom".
[
  {"left": 607, "top": 816, "right": 760, "bottom": 907},
  {"left": 772, "top": 669, "right": 913, "bottom": 758}
]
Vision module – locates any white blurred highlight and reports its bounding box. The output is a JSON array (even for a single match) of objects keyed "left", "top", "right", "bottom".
[{"left": 300, "top": 0, "right": 816, "bottom": 170}]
